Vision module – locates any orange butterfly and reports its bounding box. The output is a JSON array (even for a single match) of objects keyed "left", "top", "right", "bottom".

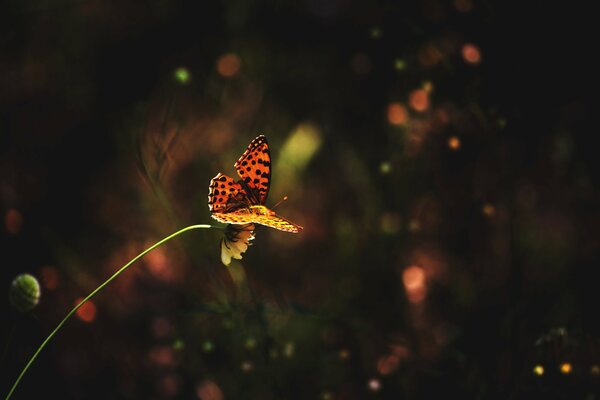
[{"left": 208, "top": 135, "right": 303, "bottom": 233}]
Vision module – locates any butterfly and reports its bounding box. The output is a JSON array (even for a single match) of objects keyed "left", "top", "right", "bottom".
[{"left": 208, "top": 135, "right": 303, "bottom": 233}]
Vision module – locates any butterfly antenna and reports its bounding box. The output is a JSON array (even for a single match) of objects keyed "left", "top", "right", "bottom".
[{"left": 272, "top": 195, "right": 288, "bottom": 210}]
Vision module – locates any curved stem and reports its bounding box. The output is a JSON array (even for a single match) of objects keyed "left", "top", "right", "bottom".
[{"left": 5, "top": 224, "right": 214, "bottom": 400}]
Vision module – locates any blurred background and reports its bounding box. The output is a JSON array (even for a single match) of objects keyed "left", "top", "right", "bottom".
[{"left": 1, "top": 1, "right": 598, "bottom": 399}]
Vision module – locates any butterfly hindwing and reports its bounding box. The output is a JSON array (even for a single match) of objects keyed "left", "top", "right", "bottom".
[
  {"left": 234, "top": 135, "right": 271, "bottom": 205},
  {"left": 208, "top": 173, "right": 245, "bottom": 213}
]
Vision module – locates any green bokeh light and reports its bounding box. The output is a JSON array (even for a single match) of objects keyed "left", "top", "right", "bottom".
[
  {"left": 394, "top": 58, "right": 407, "bottom": 71},
  {"left": 174, "top": 67, "right": 190, "bottom": 84}
]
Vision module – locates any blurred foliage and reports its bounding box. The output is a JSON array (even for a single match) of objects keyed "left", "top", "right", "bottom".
[{"left": 1, "top": 0, "right": 598, "bottom": 399}]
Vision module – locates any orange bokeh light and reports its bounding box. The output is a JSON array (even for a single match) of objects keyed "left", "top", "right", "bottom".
[
  {"left": 387, "top": 102, "right": 409, "bottom": 126},
  {"left": 377, "top": 354, "right": 400, "bottom": 375},
  {"left": 196, "top": 380, "right": 224, "bottom": 400},
  {"left": 482, "top": 203, "right": 496, "bottom": 217},
  {"left": 402, "top": 265, "right": 427, "bottom": 303},
  {"left": 454, "top": 0, "right": 473, "bottom": 12},
  {"left": 5, "top": 208, "right": 23, "bottom": 235},
  {"left": 462, "top": 43, "right": 481, "bottom": 64},
  {"left": 75, "top": 297, "right": 97, "bottom": 323},
  {"left": 217, "top": 53, "right": 241, "bottom": 77},
  {"left": 149, "top": 346, "right": 177, "bottom": 368},
  {"left": 448, "top": 135, "right": 461, "bottom": 150},
  {"left": 39, "top": 265, "right": 60, "bottom": 290},
  {"left": 377, "top": 345, "right": 410, "bottom": 375},
  {"left": 418, "top": 44, "right": 442, "bottom": 67},
  {"left": 560, "top": 362, "right": 572, "bottom": 374},
  {"left": 409, "top": 89, "right": 429, "bottom": 112},
  {"left": 339, "top": 349, "right": 350, "bottom": 360}
]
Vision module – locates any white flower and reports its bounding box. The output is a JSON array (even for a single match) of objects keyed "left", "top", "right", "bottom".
[{"left": 220, "top": 223, "right": 255, "bottom": 266}]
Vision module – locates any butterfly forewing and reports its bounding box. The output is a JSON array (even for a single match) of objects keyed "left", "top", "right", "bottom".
[{"left": 234, "top": 135, "right": 271, "bottom": 205}]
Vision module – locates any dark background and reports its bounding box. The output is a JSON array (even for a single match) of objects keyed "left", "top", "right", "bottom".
[{"left": 1, "top": 1, "right": 598, "bottom": 399}]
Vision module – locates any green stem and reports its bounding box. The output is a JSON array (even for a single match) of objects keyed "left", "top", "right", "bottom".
[{"left": 5, "top": 224, "right": 213, "bottom": 400}]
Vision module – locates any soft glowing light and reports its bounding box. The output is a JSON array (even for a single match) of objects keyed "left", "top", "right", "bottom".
[
  {"left": 281, "top": 124, "right": 322, "bottom": 170},
  {"left": 402, "top": 265, "right": 427, "bottom": 303},
  {"left": 560, "top": 362, "right": 572, "bottom": 374},
  {"left": 202, "top": 340, "right": 215, "bottom": 352},
  {"left": 320, "top": 391, "right": 333, "bottom": 400},
  {"left": 422, "top": 81, "right": 434, "bottom": 93},
  {"left": 482, "top": 203, "right": 496, "bottom": 217},
  {"left": 339, "top": 349, "right": 350, "bottom": 360},
  {"left": 367, "top": 378, "right": 381, "bottom": 392},
  {"left": 283, "top": 341, "right": 295, "bottom": 358},
  {"left": 533, "top": 364, "right": 544, "bottom": 376},
  {"left": 409, "top": 89, "right": 429, "bottom": 112},
  {"left": 149, "top": 346, "right": 177, "bottom": 367},
  {"left": 377, "top": 345, "right": 410, "bottom": 374},
  {"left": 462, "top": 43, "right": 481, "bottom": 64},
  {"left": 448, "top": 135, "right": 461, "bottom": 150},
  {"left": 172, "top": 339, "right": 185, "bottom": 351},
  {"left": 435, "top": 108, "right": 450, "bottom": 125},
  {"left": 244, "top": 337, "right": 257, "bottom": 350},
  {"left": 590, "top": 365, "right": 600, "bottom": 376},
  {"left": 217, "top": 53, "right": 241, "bottom": 77},
  {"left": 377, "top": 354, "right": 400, "bottom": 375},
  {"left": 454, "top": 0, "right": 473, "bottom": 12},
  {"left": 418, "top": 44, "right": 442, "bottom": 67},
  {"left": 403, "top": 266, "right": 425, "bottom": 289},
  {"left": 152, "top": 316, "right": 173, "bottom": 338},
  {"left": 274, "top": 123, "right": 322, "bottom": 198},
  {"left": 379, "top": 161, "right": 392, "bottom": 174},
  {"left": 370, "top": 26, "right": 383, "bottom": 39},
  {"left": 39, "top": 265, "right": 59, "bottom": 290},
  {"left": 387, "top": 102, "right": 409, "bottom": 125},
  {"left": 174, "top": 67, "right": 190, "bottom": 83},
  {"left": 380, "top": 212, "right": 401, "bottom": 234},
  {"left": 408, "top": 220, "right": 421, "bottom": 232},
  {"left": 144, "top": 246, "right": 174, "bottom": 281},
  {"left": 75, "top": 297, "right": 97, "bottom": 323},
  {"left": 394, "top": 58, "right": 407, "bottom": 71},
  {"left": 196, "top": 380, "right": 224, "bottom": 400},
  {"left": 241, "top": 360, "right": 254, "bottom": 372},
  {"left": 160, "top": 374, "right": 181, "bottom": 397},
  {"left": 5, "top": 208, "right": 23, "bottom": 235}
]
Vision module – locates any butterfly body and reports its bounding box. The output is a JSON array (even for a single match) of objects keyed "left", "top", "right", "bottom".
[{"left": 208, "top": 135, "right": 302, "bottom": 233}]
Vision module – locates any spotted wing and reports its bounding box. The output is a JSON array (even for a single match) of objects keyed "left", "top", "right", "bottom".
[
  {"left": 208, "top": 173, "right": 246, "bottom": 213},
  {"left": 211, "top": 210, "right": 257, "bottom": 225},
  {"left": 234, "top": 135, "right": 271, "bottom": 205},
  {"left": 254, "top": 212, "right": 303, "bottom": 233}
]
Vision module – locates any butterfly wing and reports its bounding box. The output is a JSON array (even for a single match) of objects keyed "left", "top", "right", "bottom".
[
  {"left": 254, "top": 212, "right": 303, "bottom": 233},
  {"left": 208, "top": 173, "right": 246, "bottom": 213},
  {"left": 211, "top": 210, "right": 257, "bottom": 225},
  {"left": 234, "top": 135, "right": 271, "bottom": 205}
]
